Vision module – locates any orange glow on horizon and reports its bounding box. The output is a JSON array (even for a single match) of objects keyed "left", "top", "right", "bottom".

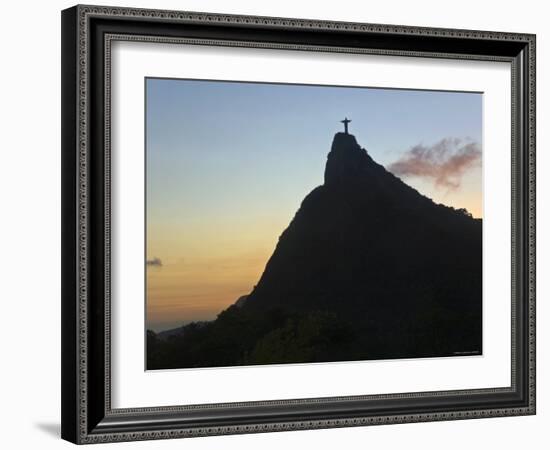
[{"left": 147, "top": 252, "right": 269, "bottom": 317}]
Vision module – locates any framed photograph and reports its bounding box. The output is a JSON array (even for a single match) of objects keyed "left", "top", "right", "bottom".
[{"left": 61, "top": 5, "right": 536, "bottom": 444}]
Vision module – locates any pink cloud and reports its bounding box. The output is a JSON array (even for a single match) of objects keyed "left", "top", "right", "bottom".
[{"left": 388, "top": 138, "right": 481, "bottom": 189}]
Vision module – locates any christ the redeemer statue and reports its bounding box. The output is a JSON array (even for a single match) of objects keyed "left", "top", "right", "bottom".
[{"left": 341, "top": 117, "right": 352, "bottom": 134}]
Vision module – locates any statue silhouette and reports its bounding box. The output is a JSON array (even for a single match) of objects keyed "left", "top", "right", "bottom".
[{"left": 340, "top": 117, "right": 352, "bottom": 134}]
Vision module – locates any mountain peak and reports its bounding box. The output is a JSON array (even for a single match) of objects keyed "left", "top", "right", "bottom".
[
  {"left": 324, "top": 132, "right": 377, "bottom": 187},
  {"left": 332, "top": 131, "right": 359, "bottom": 147}
]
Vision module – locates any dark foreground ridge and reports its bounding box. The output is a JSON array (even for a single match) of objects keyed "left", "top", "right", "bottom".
[{"left": 148, "top": 133, "right": 482, "bottom": 369}]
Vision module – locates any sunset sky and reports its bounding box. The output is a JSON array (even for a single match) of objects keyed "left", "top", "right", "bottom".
[{"left": 146, "top": 78, "right": 482, "bottom": 332}]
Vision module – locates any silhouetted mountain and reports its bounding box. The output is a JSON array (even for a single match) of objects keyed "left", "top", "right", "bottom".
[{"left": 147, "top": 132, "right": 482, "bottom": 369}]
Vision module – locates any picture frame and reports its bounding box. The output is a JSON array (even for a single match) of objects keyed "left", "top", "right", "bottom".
[{"left": 61, "top": 4, "right": 536, "bottom": 444}]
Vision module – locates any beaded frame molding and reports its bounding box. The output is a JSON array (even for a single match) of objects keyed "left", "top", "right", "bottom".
[{"left": 61, "top": 4, "right": 536, "bottom": 444}]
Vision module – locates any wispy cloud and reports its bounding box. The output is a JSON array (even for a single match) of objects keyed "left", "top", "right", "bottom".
[
  {"left": 388, "top": 138, "right": 481, "bottom": 190},
  {"left": 146, "top": 257, "right": 163, "bottom": 267}
]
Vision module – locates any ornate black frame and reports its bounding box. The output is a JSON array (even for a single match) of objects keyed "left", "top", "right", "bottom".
[{"left": 61, "top": 4, "right": 536, "bottom": 444}]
